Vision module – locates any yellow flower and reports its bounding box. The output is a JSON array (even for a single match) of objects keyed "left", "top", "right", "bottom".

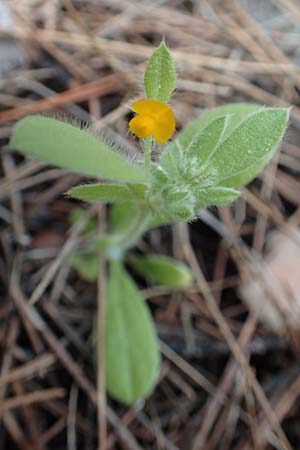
[{"left": 129, "top": 99, "right": 175, "bottom": 144}]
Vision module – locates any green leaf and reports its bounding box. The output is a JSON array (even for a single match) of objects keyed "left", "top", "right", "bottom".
[
  {"left": 160, "top": 104, "right": 289, "bottom": 190},
  {"left": 10, "top": 116, "right": 147, "bottom": 183},
  {"left": 159, "top": 104, "right": 263, "bottom": 184},
  {"left": 72, "top": 252, "right": 99, "bottom": 282},
  {"left": 128, "top": 254, "right": 193, "bottom": 289},
  {"left": 105, "top": 261, "right": 160, "bottom": 404},
  {"left": 205, "top": 107, "right": 289, "bottom": 187},
  {"left": 109, "top": 202, "right": 137, "bottom": 234},
  {"left": 160, "top": 116, "right": 228, "bottom": 178},
  {"left": 170, "top": 103, "right": 263, "bottom": 151},
  {"left": 68, "top": 183, "right": 134, "bottom": 203},
  {"left": 221, "top": 153, "right": 271, "bottom": 188},
  {"left": 127, "top": 184, "right": 147, "bottom": 201},
  {"left": 195, "top": 186, "right": 240, "bottom": 209},
  {"left": 144, "top": 42, "right": 176, "bottom": 102},
  {"left": 187, "top": 116, "right": 228, "bottom": 161}
]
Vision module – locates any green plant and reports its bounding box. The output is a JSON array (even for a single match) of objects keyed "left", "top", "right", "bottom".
[{"left": 9, "top": 42, "right": 289, "bottom": 405}]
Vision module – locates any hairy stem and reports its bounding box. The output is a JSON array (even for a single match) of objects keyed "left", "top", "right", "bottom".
[{"left": 144, "top": 136, "right": 153, "bottom": 170}]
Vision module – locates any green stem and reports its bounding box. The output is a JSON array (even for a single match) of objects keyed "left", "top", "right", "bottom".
[
  {"left": 95, "top": 209, "right": 151, "bottom": 260},
  {"left": 144, "top": 136, "right": 152, "bottom": 170}
]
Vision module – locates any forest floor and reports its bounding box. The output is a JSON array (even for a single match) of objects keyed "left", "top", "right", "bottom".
[{"left": 1, "top": 1, "right": 300, "bottom": 449}]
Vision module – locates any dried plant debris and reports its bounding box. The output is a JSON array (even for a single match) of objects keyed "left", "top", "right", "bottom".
[
  {"left": 240, "top": 227, "right": 300, "bottom": 334},
  {"left": 1, "top": 0, "right": 300, "bottom": 449}
]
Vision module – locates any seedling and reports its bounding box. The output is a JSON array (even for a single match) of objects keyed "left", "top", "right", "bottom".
[{"left": 9, "top": 42, "right": 289, "bottom": 404}]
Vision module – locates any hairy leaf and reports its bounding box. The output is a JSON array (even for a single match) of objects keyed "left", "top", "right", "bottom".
[
  {"left": 127, "top": 183, "right": 147, "bottom": 200},
  {"left": 105, "top": 261, "right": 160, "bottom": 404},
  {"left": 144, "top": 42, "right": 176, "bottom": 102},
  {"left": 205, "top": 108, "right": 289, "bottom": 187},
  {"left": 109, "top": 202, "right": 137, "bottom": 234},
  {"left": 160, "top": 105, "right": 289, "bottom": 191},
  {"left": 170, "top": 103, "right": 263, "bottom": 151},
  {"left": 195, "top": 186, "right": 240, "bottom": 209},
  {"left": 160, "top": 116, "right": 228, "bottom": 178},
  {"left": 10, "top": 116, "right": 147, "bottom": 183},
  {"left": 68, "top": 183, "right": 133, "bottom": 203},
  {"left": 221, "top": 153, "right": 271, "bottom": 188}
]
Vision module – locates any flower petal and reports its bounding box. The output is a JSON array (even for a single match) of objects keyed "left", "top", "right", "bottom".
[
  {"left": 152, "top": 107, "right": 176, "bottom": 143},
  {"left": 129, "top": 115, "right": 156, "bottom": 139},
  {"left": 131, "top": 99, "right": 171, "bottom": 117},
  {"left": 130, "top": 99, "right": 176, "bottom": 143}
]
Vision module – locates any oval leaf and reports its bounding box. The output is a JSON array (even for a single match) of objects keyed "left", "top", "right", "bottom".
[
  {"left": 205, "top": 107, "right": 289, "bottom": 186},
  {"left": 195, "top": 186, "right": 240, "bottom": 209},
  {"left": 144, "top": 42, "right": 176, "bottom": 102},
  {"left": 105, "top": 261, "right": 160, "bottom": 404},
  {"left": 160, "top": 115, "right": 228, "bottom": 179},
  {"left": 10, "top": 116, "right": 147, "bottom": 183},
  {"left": 128, "top": 254, "right": 193, "bottom": 289},
  {"left": 68, "top": 183, "right": 134, "bottom": 203},
  {"left": 109, "top": 202, "right": 138, "bottom": 234},
  {"left": 168, "top": 103, "right": 262, "bottom": 152},
  {"left": 221, "top": 152, "right": 271, "bottom": 189}
]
